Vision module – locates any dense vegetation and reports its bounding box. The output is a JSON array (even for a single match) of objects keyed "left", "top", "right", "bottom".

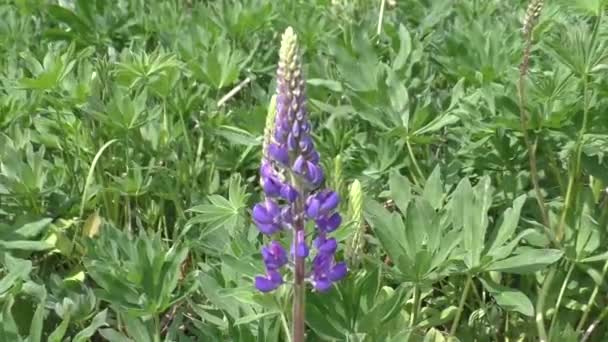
[{"left": 1, "top": 0, "right": 607, "bottom": 341}]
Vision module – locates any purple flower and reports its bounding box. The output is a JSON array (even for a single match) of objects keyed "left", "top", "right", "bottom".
[
  {"left": 255, "top": 270, "right": 283, "bottom": 292},
  {"left": 310, "top": 245, "right": 348, "bottom": 292},
  {"left": 306, "top": 191, "right": 340, "bottom": 219},
  {"left": 252, "top": 199, "right": 282, "bottom": 235},
  {"left": 252, "top": 27, "right": 346, "bottom": 294},
  {"left": 261, "top": 241, "right": 288, "bottom": 270}
]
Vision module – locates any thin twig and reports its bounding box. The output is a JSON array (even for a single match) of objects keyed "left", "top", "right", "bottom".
[
  {"left": 517, "top": 1, "right": 556, "bottom": 245},
  {"left": 581, "top": 305, "right": 608, "bottom": 342},
  {"left": 217, "top": 77, "right": 252, "bottom": 107},
  {"left": 377, "top": 0, "right": 386, "bottom": 36}
]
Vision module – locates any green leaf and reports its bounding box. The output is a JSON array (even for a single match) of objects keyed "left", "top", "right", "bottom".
[
  {"left": 487, "top": 195, "right": 526, "bottom": 252},
  {"left": 72, "top": 309, "right": 108, "bottom": 342},
  {"left": 0, "top": 240, "right": 54, "bottom": 251},
  {"left": 0, "top": 296, "right": 21, "bottom": 341},
  {"left": 234, "top": 310, "right": 281, "bottom": 325},
  {"left": 488, "top": 248, "right": 563, "bottom": 274},
  {"left": 413, "top": 114, "right": 459, "bottom": 135},
  {"left": 359, "top": 285, "right": 409, "bottom": 333},
  {"left": 48, "top": 315, "right": 71, "bottom": 342},
  {"left": 422, "top": 166, "right": 443, "bottom": 210},
  {"left": 453, "top": 177, "right": 491, "bottom": 269},
  {"left": 215, "top": 125, "right": 260, "bottom": 146},
  {"left": 389, "top": 170, "right": 412, "bottom": 214},
  {"left": 423, "top": 328, "right": 447, "bottom": 342},
  {"left": 14, "top": 218, "right": 53, "bottom": 237},
  {"left": 307, "top": 78, "right": 343, "bottom": 92},
  {"left": 28, "top": 289, "right": 47, "bottom": 342},
  {"left": 393, "top": 24, "right": 412, "bottom": 71},
  {"left": 582, "top": 250, "right": 608, "bottom": 263},
  {"left": 487, "top": 229, "right": 537, "bottom": 262},
  {"left": 98, "top": 329, "right": 134, "bottom": 342},
  {"left": 363, "top": 198, "right": 409, "bottom": 267},
  {"left": 480, "top": 278, "right": 534, "bottom": 316},
  {"left": 418, "top": 306, "right": 457, "bottom": 329}
]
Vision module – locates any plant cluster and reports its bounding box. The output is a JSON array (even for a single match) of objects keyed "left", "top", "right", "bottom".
[{"left": 0, "top": 0, "right": 607, "bottom": 341}]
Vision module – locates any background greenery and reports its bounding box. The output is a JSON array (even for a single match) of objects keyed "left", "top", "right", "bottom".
[{"left": 0, "top": 0, "right": 607, "bottom": 341}]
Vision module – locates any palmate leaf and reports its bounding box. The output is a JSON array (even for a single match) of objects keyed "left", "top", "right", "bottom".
[
  {"left": 487, "top": 248, "right": 563, "bottom": 274},
  {"left": 0, "top": 218, "right": 54, "bottom": 252},
  {"left": 480, "top": 278, "right": 534, "bottom": 317},
  {"left": 185, "top": 175, "right": 249, "bottom": 238}
]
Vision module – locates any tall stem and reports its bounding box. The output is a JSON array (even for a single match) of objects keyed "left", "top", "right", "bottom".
[
  {"left": 577, "top": 257, "right": 608, "bottom": 331},
  {"left": 406, "top": 138, "right": 425, "bottom": 184},
  {"left": 517, "top": 26, "right": 552, "bottom": 239},
  {"left": 548, "top": 262, "right": 575, "bottom": 340},
  {"left": 536, "top": 267, "right": 556, "bottom": 342},
  {"left": 410, "top": 285, "right": 421, "bottom": 327},
  {"left": 450, "top": 274, "right": 472, "bottom": 336},
  {"left": 556, "top": 10, "right": 602, "bottom": 241},
  {"left": 293, "top": 249, "right": 306, "bottom": 342},
  {"left": 292, "top": 185, "right": 306, "bottom": 342}
]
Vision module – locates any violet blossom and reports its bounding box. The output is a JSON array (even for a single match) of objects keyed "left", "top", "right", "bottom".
[{"left": 252, "top": 27, "right": 347, "bottom": 295}]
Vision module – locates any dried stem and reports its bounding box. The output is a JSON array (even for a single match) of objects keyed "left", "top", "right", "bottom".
[
  {"left": 518, "top": 27, "right": 551, "bottom": 236},
  {"left": 377, "top": 0, "right": 386, "bottom": 36},
  {"left": 517, "top": 1, "right": 557, "bottom": 246},
  {"left": 217, "top": 77, "right": 252, "bottom": 107}
]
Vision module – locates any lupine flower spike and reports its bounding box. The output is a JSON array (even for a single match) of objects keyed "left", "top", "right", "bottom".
[{"left": 252, "top": 26, "right": 347, "bottom": 341}]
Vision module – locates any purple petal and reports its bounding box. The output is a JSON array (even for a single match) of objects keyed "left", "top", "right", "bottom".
[
  {"left": 293, "top": 155, "right": 306, "bottom": 174},
  {"left": 306, "top": 197, "right": 321, "bottom": 218},
  {"left": 329, "top": 262, "right": 347, "bottom": 281},
  {"left": 257, "top": 223, "right": 280, "bottom": 235},
  {"left": 259, "top": 162, "right": 273, "bottom": 178},
  {"left": 263, "top": 241, "right": 288, "bottom": 269},
  {"left": 317, "top": 213, "right": 341, "bottom": 232},
  {"left": 306, "top": 163, "right": 324, "bottom": 185},
  {"left": 309, "top": 150, "right": 319, "bottom": 164},
  {"left": 320, "top": 192, "right": 340, "bottom": 213},
  {"left": 296, "top": 107, "right": 306, "bottom": 121},
  {"left": 252, "top": 204, "right": 273, "bottom": 224},
  {"left": 268, "top": 270, "right": 283, "bottom": 284},
  {"left": 301, "top": 122, "right": 311, "bottom": 134},
  {"left": 280, "top": 206, "right": 293, "bottom": 225},
  {"left": 295, "top": 230, "right": 309, "bottom": 258},
  {"left": 291, "top": 121, "right": 301, "bottom": 137},
  {"left": 261, "top": 176, "right": 282, "bottom": 197},
  {"left": 268, "top": 144, "right": 289, "bottom": 165},
  {"left": 255, "top": 274, "right": 282, "bottom": 292},
  {"left": 280, "top": 185, "right": 299, "bottom": 203},
  {"left": 313, "top": 233, "right": 327, "bottom": 249},
  {"left": 288, "top": 134, "right": 298, "bottom": 151},
  {"left": 313, "top": 277, "right": 332, "bottom": 292},
  {"left": 296, "top": 241, "right": 309, "bottom": 258},
  {"left": 318, "top": 238, "right": 337, "bottom": 254},
  {"left": 299, "top": 136, "right": 313, "bottom": 152}
]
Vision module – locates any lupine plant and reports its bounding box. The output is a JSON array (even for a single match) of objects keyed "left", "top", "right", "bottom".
[
  {"left": 1, "top": 0, "right": 608, "bottom": 341},
  {"left": 251, "top": 27, "right": 347, "bottom": 341}
]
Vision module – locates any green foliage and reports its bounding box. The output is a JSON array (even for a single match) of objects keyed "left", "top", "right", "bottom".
[{"left": 0, "top": 0, "right": 607, "bottom": 340}]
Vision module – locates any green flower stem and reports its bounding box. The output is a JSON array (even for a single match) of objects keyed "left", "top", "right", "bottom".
[
  {"left": 405, "top": 138, "right": 425, "bottom": 184},
  {"left": 536, "top": 267, "right": 556, "bottom": 342},
  {"left": 581, "top": 304, "right": 608, "bottom": 342},
  {"left": 557, "top": 10, "right": 603, "bottom": 241},
  {"left": 450, "top": 274, "right": 472, "bottom": 336},
  {"left": 548, "top": 262, "right": 575, "bottom": 340},
  {"left": 410, "top": 285, "right": 421, "bottom": 327},
  {"left": 577, "top": 257, "right": 608, "bottom": 331},
  {"left": 281, "top": 312, "right": 293, "bottom": 342}
]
